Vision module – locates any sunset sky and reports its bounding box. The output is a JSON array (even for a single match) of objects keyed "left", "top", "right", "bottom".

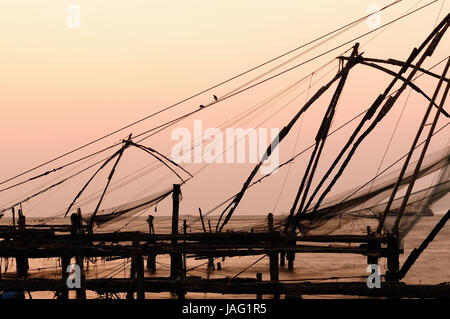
[{"left": 0, "top": 0, "right": 449, "bottom": 219}]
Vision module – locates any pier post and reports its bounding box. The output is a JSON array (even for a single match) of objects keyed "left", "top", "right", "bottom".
[
  {"left": 146, "top": 215, "right": 156, "bottom": 272},
  {"left": 60, "top": 256, "right": 70, "bottom": 299},
  {"left": 170, "top": 184, "right": 184, "bottom": 280},
  {"left": 198, "top": 208, "right": 207, "bottom": 233},
  {"left": 206, "top": 218, "right": 215, "bottom": 271},
  {"left": 208, "top": 219, "right": 212, "bottom": 233},
  {"left": 208, "top": 258, "right": 215, "bottom": 271},
  {"left": 16, "top": 210, "right": 29, "bottom": 277},
  {"left": 256, "top": 273, "right": 262, "bottom": 299},
  {"left": 75, "top": 255, "right": 86, "bottom": 299},
  {"left": 183, "top": 219, "right": 187, "bottom": 273},
  {"left": 11, "top": 206, "right": 16, "bottom": 227},
  {"left": 366, "top": 226, "right": 380, "bottom": 265},
  {"left": 287, "top": 251, "right": 295, "bottom": 271},
  {"left": 386, "top": 234, "right": 400, "bottom": 282},
  {"left": 286, "top": 216, "right": 295, "bottom": 271},
  {"left": 170, "top": 184, "right": 185, "bottom": 299},
  {"left": 126, "top": 251, "right": 136, "bottom": 299},
  {"left": 268, "top": 213, "right": 279, "bottom": 299},
  {"left": 70, "top": 208, "right": 83, "bottom": 236},
  {"left": 125, "top": 239, "right": 143, "bottom": 300},
  {"left": 133, "top": 239, "right": 145, "bottom": 300},
  {"left": 136, "top": 254, "right": 145, "bottom": 300},
  {"left": 280, "top": 252, "right": 286, "bottom": 267},
  {"left": 71, "top": 209, "right": 86, "bottom": 299}
]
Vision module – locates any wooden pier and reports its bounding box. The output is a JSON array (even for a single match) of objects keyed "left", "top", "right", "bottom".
[{"left": 0, "top": 204, "right": 449, "bottom": 299}]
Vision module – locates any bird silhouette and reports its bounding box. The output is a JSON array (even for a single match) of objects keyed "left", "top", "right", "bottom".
[
  {"left": 213, "top": 95, "right": 218, "bottom": 101},
  {"left": 199, "top": 105, "right": 205, "bottom": 108}
]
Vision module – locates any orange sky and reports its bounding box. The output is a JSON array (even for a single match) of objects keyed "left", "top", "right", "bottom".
[{"left": 0, "top": 0, "right": 449, "bottom": 218}]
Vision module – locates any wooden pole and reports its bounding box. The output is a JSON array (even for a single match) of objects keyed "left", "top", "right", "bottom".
[
  {"left": 287, "top": 252, "right": 295, "bottom": 271},
  {"left": 286, "top": 216, "right": 295, "bottom": 271},
  {"left": 87, "top": 138, "right": 129, "bottom": 234},
  {"left": 126, "top": 239, "right": 140, "bottom": 300},
  {"left": 198, "top": 208, "right": 207, "bottom": 233},
  {"left": 392, "top": 58, "right": 450, "bottom": 233},
  {"left": 170, "top": 184, "right": 183, "bottom": 280},
  {"left": 75, "top": 255, "right": 86, "bottom": 299},
  {"left": 376, "top": 46, "right": 450, "bottom": 233},
  {"left": 207, "top": 257, "right": 215, "bottom": 271},
  {"left": 256, "top": 273, "right": 262, "bottom": 299},
  {"left": 216, "top": 55, "right": 359, "bottom": 232},
  {"left": 16, "top": 209, "right": 28, "bottom": 277},
  {"left": 71, "top": 210, "right": 86, "bottom": 299},
  {"left": 126, "top": 254, "right": 136, "bottom": 299},
  {"left": 280, "top": 252, "right": 286, "bottom": 267},
  {"left": 183, "top": 219, "right": 187, "bottom": 274},
  {"left": 146, "top": 215, "right": 156, "bottom": 272},
  {"left": 11, "top": 206, "right": 15, "bottom": 227},
  {"left": 2, "top": 278, "right": 450, "bottom": 298},
  {"left": 134, "top": 240, "right": 145, "bottom": 300},
  {"left": 70, "top": 208, "right": 82, "bottom": 236},
  {"left": 366, "top": 226, "right": 379, "bottom": 265},
  {"left": 386, "top": 235, "right": 400, "bottom": 282},
  {"left": 208, "top": 219, "right": 212, "bottom": 233},
  {"left": 207, "top": 220, "right": 215, "bottom": 271},
  {"left": 399, "top": 209, "right": 450, "bottom": 280},
  {"left": 60, "top": 256, "right": 70, "bottom": 299},
  {"left": 268, "top": 213, "right": 279, "bottom": 299},
  {"left": 18, "top": 209, "right": 25, "bottom": 231}
]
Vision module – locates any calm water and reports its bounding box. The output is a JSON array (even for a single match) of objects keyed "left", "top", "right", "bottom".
[{"left": 1, "top": 214, "right": 449, "bottom": 299}]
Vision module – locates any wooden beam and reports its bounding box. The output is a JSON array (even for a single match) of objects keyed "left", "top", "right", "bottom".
[
  {"left": 1, "top": 278, "right": 449, "bottom": 298},
  {"left": 399, "top": 209, "right": 450, "bottom": 280}
]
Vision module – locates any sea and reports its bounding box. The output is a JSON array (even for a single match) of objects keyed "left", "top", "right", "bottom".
[{"left": 0, "top": 213, "right": 449, "bottom": 299}]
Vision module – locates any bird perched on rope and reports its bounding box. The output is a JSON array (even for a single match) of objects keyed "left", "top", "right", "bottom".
[
  {"left": 199, "top": 104, "right": 205, "bottom": 108},
  {"left": 213, "top": 95, "right": 218, "bottom": 102}
]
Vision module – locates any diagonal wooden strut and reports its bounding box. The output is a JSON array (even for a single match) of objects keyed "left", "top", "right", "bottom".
[
  {"left": 397, "top": 209, "right": 450, "bottom": 280},
  {"left": 357, "top": 60, "right": 449, "bottom": 118},
  {"left": 64, "top": 135, "right": 132, "bottom": 217},
  {"left": 88, "top": 135, "right": 131, "bottom": 233},
  {"left": 287, "top": 45, "right": 359, "bottom": 232},
  {"left": 214, "top": 44, "right": 361, "bottom": 233},
  {"left": 64, "top": 135, "right": 192, "bottom": 233},
  {"left": 376, "top": 56, "right": 450, "bottom": 234},
  {"left": 308, "top": 15, "right": 450, "bottom": 218},
  {"left": 392, "top": 58, "right": 450, "bottom": 234}
]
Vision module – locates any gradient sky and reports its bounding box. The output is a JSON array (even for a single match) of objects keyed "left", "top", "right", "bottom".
[{"left": 1, "top": 0, "right": 449, "bottom": 218}]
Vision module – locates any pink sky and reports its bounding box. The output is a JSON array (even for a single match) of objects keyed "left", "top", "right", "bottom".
[{"left": 0, "top": 0, "right": 449, "bottom": 218}]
